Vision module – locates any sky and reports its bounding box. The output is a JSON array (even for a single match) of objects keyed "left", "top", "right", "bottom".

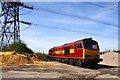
[{"left": 18, "top": 2, "right": 118, "bottom": 53}]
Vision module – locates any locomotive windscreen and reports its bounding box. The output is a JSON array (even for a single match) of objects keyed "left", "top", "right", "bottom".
[{"left": 83, "top": 39, "right": 99, "bottom": 50}]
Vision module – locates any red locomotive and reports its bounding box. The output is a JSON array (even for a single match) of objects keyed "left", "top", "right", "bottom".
[{"left": 48, "top": 38, "right": 103, "bottom": 66}]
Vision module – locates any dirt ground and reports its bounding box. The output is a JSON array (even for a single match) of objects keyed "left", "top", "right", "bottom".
[
  {"left": 1, "top": 52, "right": 120, "bottom": 79},
  {"left": 2, "top": 62, "right": 119, "bottom": 79}
]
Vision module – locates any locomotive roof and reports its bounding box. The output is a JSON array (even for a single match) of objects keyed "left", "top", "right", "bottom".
[{"left": 51, "top": 38, "right": 93, "bottom": 49}]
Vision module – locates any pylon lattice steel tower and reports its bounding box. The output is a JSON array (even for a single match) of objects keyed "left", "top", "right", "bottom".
[
  {"left": 0, "top": 1, "right": 33, "bottom": 50},
  {"left": 0, "top": 2, "right": 20, "bottom": 50}
]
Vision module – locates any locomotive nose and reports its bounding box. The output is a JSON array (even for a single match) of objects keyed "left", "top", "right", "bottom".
[{"left": 84, "top": 49, "right": 100, "bottom": 59}]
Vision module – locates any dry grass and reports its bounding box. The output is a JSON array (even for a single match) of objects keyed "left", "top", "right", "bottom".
[{"left": 0, "top": 51, "right": 42, "bottom": 69}]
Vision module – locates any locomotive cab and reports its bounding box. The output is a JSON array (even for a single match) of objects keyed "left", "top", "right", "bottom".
[{"left": 83, "top": 38, "right": 103, "bottom": 64}]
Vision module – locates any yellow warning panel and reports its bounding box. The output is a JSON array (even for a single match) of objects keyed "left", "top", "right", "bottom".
[{"left": 70, "top": 49, "right": 74, "bottom": 53}]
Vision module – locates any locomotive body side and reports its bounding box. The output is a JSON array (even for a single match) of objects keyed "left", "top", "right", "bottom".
[
  {"left": 48, "top": 41, "right": 84, "bottom": 59},
  {"left": 48, "top": 38, "right": 103, "bottom": 66}
]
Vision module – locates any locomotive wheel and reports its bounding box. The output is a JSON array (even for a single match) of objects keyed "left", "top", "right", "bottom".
[
  {"left": 70, "top": 60, "right": 73, "bottom": 65},
  {"left": 64, "top": 59, "right": 69, "bottom": 64},
  {"left": 67, "top": 60, "right": 70, "bottom": 64},
  {"left": 77, "top": 60, "right": 83, "bottom": 67},
  {"left": 62, "top": 59, "right": 65, "bottom": 63},
  {"left": 74, "top": 60, "right": 78, "bottom": 66}
]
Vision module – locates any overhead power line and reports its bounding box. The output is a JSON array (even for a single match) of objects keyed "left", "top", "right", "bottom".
[
  {"left": 20, "top": 21, "right": 118, "bottom": 39},
  {"left": 20, "top": 25, "right": 31, "bottom": 31},
  {"left": 20, "top": 20, "right": 32, "bottom": 31},
  {"left": 31, "top": 6, "right": 119, "bottom": 28},
  {"left": 19, "top": 9, "right": 33, "bottom": 15},
  {"left": 87, "top": 3, "right": 118, "bottom": 11}
]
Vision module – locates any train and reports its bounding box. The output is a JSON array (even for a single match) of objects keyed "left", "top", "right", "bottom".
[{"left": 48, "top": 38, "right": 103, "bottom": 66}]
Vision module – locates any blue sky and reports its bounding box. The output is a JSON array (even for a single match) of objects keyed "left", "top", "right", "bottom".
[{"left": 19, "top": 2, "right": 118, "bottom": 53}]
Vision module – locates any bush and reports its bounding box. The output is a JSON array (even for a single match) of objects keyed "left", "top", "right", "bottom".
[
  {"left": 113, "top": 50, "right": 120, "bottom": 53},
  {"left": 100, "top": 49, "right": 111, "bottom": 54},
  {"left": 35, "top": 52, "right": 49, "bottom": 61},
  {"left": 4, "top": 42, "right": 33, "bottom": 54}
]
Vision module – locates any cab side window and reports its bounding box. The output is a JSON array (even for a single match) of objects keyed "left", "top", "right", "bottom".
[{"left": 77, "top": 43, "right": 82, "bottom": 49}]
